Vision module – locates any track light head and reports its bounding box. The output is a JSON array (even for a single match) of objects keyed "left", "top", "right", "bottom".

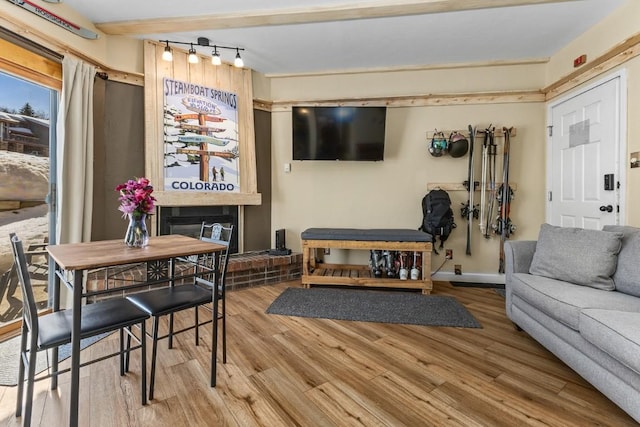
[
  {"left": 211, "top": 46, "right": 222, "bottom": 65},
  {"left": 162, "top": 41, "right": 173, "bottom": 62},
  {"left": 187, "top": 44, "right": 199, "bottom": 64},
  {"left": 234, "top": 49, "right": 244, "bottom": 68}
]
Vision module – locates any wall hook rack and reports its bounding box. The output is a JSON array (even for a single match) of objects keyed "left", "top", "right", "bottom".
[{"left": 426, "top": 127, "right": 516, "bottom": 140}]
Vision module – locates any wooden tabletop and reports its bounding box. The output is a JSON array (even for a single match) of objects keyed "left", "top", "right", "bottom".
[{"left": 47, "top": 234, "right": 225, "bottom": 271}]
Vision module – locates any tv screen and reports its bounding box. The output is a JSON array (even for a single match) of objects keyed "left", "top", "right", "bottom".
[{"left": 292, "top": 106, "right": 387, "bottom": 161}]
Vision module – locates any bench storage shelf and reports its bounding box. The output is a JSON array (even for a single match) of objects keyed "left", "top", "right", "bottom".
[{"left": 301, "top": 228, "right": 433, "bottom": 294}]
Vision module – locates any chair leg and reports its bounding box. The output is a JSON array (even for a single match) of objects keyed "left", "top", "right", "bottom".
[
  {"left": 50, "top": 346, "right": 58, "bottom": 390},
  {"left": 119, "top": 328, "right": 125, "bottom": 376},
  {"left": 22, "top": 334, "right": 38, "bottom": 427},
  {"left": 211, "top": 293, "right": 218, "bottom": 387},
  {"left": 222, "top": 291, "right": 226, "bottom": 364},
  {"left": 15, "top": 323, "right": 28, "bottom": 418},
  {"left": 140, "top": 320, "right": 147, "bottom": 405},
  {"left": 168, "top": 312, "right": 174, "bottom": 349},
  {"left": 125, "top": 326, "right": 133, "bottom": 373},
  {"left": 149, "top": 316, "right": 160, "bottom": 401},
  {"left": 194, "top": 306, "right": 199, "bottom": 346}
]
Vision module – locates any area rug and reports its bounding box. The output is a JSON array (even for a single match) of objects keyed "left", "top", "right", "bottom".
[
  {"left": 266, "top": 287, "right": 481, "bottom": 328},
  {"left": 0, "top": 332, "right": 111, "bottom": 386}
]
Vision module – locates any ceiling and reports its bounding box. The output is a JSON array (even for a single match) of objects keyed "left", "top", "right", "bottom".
[{"left": 52, "top": 0, "right": 624, "bottom": 76}]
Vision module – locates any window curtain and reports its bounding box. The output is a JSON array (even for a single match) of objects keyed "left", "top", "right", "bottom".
[{"left": 55, "top": 56, "right": 95, "bottom": 245}]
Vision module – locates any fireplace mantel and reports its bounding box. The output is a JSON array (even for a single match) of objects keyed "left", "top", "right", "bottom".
[{"left": 154, "top": 191, "right": 261, "bottom": 207}]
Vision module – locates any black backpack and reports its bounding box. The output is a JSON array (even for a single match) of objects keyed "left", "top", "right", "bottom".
[{"left": 419, "top": 189, "right": 456, "bottom": 254}]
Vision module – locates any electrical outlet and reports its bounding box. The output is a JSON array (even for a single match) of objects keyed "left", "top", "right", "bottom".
[
  {"left": 454, "top": 264, "right": 462, "bottom": 275},
  {"left": 445, "top": 249, "right": 453, "bottom": 260}
]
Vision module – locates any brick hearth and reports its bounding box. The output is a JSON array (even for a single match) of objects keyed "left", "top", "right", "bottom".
[{"left": 227, "top": 251, "right": 302, "bottom": 290}]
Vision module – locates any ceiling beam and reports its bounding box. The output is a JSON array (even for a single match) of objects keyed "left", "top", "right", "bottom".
[{"left": 96, "top": 0, "right": 579, "bottom": 36}]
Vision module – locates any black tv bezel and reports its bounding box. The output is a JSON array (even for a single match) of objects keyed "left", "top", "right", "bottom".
[{"left": 291, "top": 106, "right": 387, "bottom": 161}]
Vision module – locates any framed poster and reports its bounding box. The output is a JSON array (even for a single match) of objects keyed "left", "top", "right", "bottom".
[{"left": 163, "top": 77, "right": 240, "bottom": 193}]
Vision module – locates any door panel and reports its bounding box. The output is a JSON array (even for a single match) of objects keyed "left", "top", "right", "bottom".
[{"left": 550, "top": 76, "right": 620, "bottom": 229}]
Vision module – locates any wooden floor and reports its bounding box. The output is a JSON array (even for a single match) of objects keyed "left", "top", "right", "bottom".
[{"left": 0, "top": 280, "right": 636, "bottom": 426}]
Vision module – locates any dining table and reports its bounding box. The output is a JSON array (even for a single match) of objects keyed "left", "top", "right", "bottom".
[{"left": 46, "top": 234, "right": 226, "bottom": 427}]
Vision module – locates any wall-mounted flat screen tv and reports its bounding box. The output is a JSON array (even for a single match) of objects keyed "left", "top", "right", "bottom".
[{"left": 292, "top": 106, "right": 387, "bottom": 161}]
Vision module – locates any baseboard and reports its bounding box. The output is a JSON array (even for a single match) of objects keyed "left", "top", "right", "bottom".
[{"left": 431, "top": 271, "right": 505, "bottom": 284}]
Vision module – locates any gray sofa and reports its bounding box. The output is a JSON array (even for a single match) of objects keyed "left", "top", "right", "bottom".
[{"left": 505, "top": 224, "right": 640, "bottom": 422}]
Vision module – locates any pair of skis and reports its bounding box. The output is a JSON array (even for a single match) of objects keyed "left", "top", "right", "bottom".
[
  {"left": 462, "top": 125, "right": 515, "bottom": 272},
  {"left": 462, "top": 125, "right": 478, "bottom": 256},
  {"left": 6, "top": 0, "right": 99, "bottom": 39},
  {"left": 496, "top": 127, "right": 515, "bottom": 273},
  {"left": 479, "top": 125, "right": 497, "bottom": 239}
]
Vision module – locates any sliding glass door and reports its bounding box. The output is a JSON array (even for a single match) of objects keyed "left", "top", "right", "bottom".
[{"left": 0, "top": 70, "right": 57, "bottom": 328}]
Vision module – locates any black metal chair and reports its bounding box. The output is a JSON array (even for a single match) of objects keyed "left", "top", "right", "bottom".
[
  {"left": 125, "top": 222, "right": 232, "bottom": 399},
  {"left": 9, "top": 233, "right": 149, "bottom": 427}
]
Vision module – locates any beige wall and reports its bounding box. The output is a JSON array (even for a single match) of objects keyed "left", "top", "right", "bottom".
[
  {"left": 269, "top": 65, "right": 547, "bottom": 277},
  {"left": 270, "top": 63, "right": 547, "bottom": 101}
]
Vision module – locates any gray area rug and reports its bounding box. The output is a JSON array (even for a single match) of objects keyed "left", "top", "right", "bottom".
[
  {"left": 0, "top": 332, "right": 110, "bottom": 386},
  {"left": 266, "top": 287, "right": 481, "bottom": 328}
]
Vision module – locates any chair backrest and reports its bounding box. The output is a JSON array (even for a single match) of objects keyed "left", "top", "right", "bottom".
[
  {"left": 199, "top": 223, "right": 233, "bottom": 287},
  {"left": 9, "top": 233, "right": 39, "bottom": 337}
]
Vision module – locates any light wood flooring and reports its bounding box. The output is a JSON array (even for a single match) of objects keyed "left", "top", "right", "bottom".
[{"left": 0, "top": 280, "right": 636, "bottom": 426}]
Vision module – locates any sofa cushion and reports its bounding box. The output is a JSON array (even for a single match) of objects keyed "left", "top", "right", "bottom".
[
  {"left": 603, "top": 225, "right": 640, "bottom": 297},
  {"left": 529, "top": 224, "right": 622, "bottom": 290},
  {"left": 510, "top": 273, "right": 640, "bottom": 330},
  {"left": 580, "top": 309, "right": 640, "bottom": 375}
]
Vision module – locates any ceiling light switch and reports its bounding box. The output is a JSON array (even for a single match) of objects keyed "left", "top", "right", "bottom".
[{"left": 284, "top": 163, "right": 291, "bottom": 173}]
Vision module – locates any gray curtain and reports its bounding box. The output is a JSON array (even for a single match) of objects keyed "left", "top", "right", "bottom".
[{"left": 56, "top": 56, "right": 94, "bottom": 245}]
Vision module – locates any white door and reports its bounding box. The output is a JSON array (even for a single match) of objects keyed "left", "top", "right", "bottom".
[{"left": 548, "top": 73, "right": 625, "bottom": 229}]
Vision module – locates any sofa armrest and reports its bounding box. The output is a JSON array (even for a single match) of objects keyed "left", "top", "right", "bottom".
[
  {"left": 504, "top": 240, "right": 537, "bottom": 277},
  {"left": 504, "top": 240, "right": 537, "bottom": 321}
]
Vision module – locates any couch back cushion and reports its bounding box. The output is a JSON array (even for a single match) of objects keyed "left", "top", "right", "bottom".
[
  {"left": 603, "top": 225, "right": 640, "bottom": 297},
  {"left": 529, "top": 224, "right": 622, "bottom": 290}
]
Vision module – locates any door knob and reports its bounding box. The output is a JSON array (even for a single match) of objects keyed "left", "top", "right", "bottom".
[{"left": 599, "top": 205, "right": 614, "bottom": 213}]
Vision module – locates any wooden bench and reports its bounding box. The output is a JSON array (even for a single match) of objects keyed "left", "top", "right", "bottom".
[{"left": 301, "top": 228, "right": 433, "bottom": 294}]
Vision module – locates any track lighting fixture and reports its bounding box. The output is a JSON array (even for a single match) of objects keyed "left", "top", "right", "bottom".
[{"left": 160, "top": 37, "right": 245, "bottom": 68}]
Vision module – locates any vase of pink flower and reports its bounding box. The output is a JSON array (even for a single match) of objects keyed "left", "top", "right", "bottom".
[{"left": 115, "top": 177, "right": 156, "bottom": 247}]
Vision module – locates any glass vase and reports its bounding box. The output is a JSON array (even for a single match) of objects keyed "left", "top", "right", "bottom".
[{"left": 124, "top": 213, "right": 149, "bottom": 248}]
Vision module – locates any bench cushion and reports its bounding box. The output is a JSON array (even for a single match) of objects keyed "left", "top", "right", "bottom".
[{"left": 301, "top": 228, "right": 432, "bottom": 242}]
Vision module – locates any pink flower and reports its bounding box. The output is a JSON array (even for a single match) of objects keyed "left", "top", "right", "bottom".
[{"left": 115, "top": 177, "right": 157, "bottom": 218}]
